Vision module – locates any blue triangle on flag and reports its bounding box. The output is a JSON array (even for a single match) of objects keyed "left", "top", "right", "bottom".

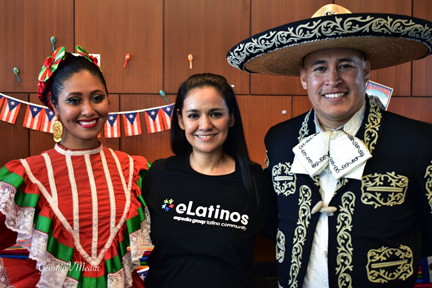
[
  {"left": 44, "top": 108, "right": 56, "bottom": 121},
  {"left": 7, "top": 98, "right": 19, "bottom": 110},
  {"left": 107, "top": 114, "right": 119, "bottom": 127},
  {"left": 162, "top": 104, "right": 174, "bottom": 117},
  {"left": 126, "top": 113, "right": 138, "bottom": 124},
  {"left": 146, "top": 108, "right": 160, "bottom": 121},
  {"left": 29, "top": 105, "right": 43, "bottom": 118}
]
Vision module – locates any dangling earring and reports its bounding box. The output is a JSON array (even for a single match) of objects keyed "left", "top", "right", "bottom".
[{"left": 52, "top": 116, "right": 63, "bottom": 143}]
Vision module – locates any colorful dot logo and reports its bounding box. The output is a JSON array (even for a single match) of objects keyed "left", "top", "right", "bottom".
[{"left": 162, "top": 199, "right": 174, "bottom": 211}]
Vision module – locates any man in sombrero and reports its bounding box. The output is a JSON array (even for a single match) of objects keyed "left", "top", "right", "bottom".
[{"left": 227, "top": 4, "right": 432, "bottom": 288}]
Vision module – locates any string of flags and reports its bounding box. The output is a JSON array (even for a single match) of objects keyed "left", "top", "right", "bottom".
[{"left": 0, "top": 92, "right": 174, "bottom": 137}]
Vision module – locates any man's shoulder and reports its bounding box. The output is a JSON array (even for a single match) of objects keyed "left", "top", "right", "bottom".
[
  {"left": 382, "top": 110, "right": 432, "bottom": 132},
  {"left": 269, "top": 111, "right": 309, "bottom": 132}
]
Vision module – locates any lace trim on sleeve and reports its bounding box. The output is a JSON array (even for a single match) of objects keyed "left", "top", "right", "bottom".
[
  {"left": 62, "top": 277, "right": 78, "bottom": 288},
  {"left": 35, "top": 253, "right": 70, "bottom": 288},
  {"left": 0, "top": 181, "right": 35, "bottom": 238},
  {"left": 105, "top": 252, "right": 135, "bottom": 288},
  {"left": 28, "top": 230, "right": 48, "bottom": 264},
  {"left": 129, "top": 206, "right": 152, "bottom": 266},
  {"left": 107, "top": 266, "right": 127, "bottom": 288}
]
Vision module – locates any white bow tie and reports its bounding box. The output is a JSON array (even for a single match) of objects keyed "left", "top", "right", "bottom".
[{"left": 291, "top": 130, "right": 372, "bottom": 180}]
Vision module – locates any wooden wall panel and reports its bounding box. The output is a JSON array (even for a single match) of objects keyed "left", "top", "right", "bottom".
[
  {"left": 336, "top": 0, "right": 412, "bottom": 96},
  {"left": 0, "top": 0, "right": 74, "bottom": 93},
  {"left": 250, "top": 0, "right": 330, "bottom": 96},
  {"left": 412, "top": 0, "right": 432, "bottom": 96},
  {"left": 387, "top": 97, "right": 432, "bottom": 124},
  {"left": 293, "top": 96, "right": 313, "bottom": 118},
  {"left": 164, "top": 0, "right": 251, "bottom": 95},
  {"left": 75, "top": 0, "right": 163, "bottom": 94},
  {"left": 237, "top": 95, "right": 292, "bottom": 166},
  {"left": 0, "top": 94, "right": 29, "bottom": 166},
  {"left": 119, "top": 94, "right": 175, "bottom": 163}
]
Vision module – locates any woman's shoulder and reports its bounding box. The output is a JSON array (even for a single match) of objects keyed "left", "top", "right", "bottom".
[
  {"left": 149, "top": 154, "right": 185, "bottom": 170},
  {"left": 2, "top": 149, "right": 54, "bottom": 179},
  {"left": 248, "top": 162, "right": 273, "bottom": 188},
  {"left": 248, "top": 162, "right": 266, "bottom": 176}
]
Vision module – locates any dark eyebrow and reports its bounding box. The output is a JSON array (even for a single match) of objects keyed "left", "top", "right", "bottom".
[
  {"left": 185, "top": 108, "right": 224, "bottom": 113},
  {"left": 337, "top": 57, "right": 355, "bottom": 63},
  {"left": 310, "top": 59, "right": 327, "bottom": 66},
  {"left": 67, "top": 90, "right": 106, "bottom": 97},
  {"left": 209, "top": 108, "right": 224, "bottom": 112},
  {"left": 185, "top": 108, "right": 199, "bottom": 113}
]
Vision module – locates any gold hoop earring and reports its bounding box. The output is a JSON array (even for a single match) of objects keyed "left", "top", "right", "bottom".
[{"left": 52, "top": 116, "right": 63, "bottom": 143}]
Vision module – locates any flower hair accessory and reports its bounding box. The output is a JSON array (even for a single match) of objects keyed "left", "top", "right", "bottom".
[
  {"left": 76, "top": 45, "right": 103, "bottom": 74},
  {"left": 38, "top": 46, "right": 66, "bottom": 82},
  {"left": 37, "top": 46, "right": 66, "bottom": 110}
]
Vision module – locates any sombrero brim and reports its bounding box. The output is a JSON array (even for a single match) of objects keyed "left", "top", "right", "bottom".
[{"left": 227, "top": 13, "right": 432, "bottom": 76}]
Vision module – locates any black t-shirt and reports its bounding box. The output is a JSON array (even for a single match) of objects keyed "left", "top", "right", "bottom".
[{"left": 141, "top": 153, "right": 278, "bottom": 288}]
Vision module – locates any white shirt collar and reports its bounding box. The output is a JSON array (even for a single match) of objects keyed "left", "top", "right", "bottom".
[{"left": 291, "top": 100, "right": 371, "bottom": 180}]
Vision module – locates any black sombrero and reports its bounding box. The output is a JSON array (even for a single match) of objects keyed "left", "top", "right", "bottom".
[{"left": 226, "top": 4, "right": 432, "bottom": 76}]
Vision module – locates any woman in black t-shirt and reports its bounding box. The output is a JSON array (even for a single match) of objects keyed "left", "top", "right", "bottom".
[{"left": 142, "top": 73, "right": 278, "bottom": 288}]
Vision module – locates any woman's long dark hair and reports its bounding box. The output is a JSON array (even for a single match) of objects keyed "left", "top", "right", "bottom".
[{"left": 171, "top": 73, "right": 259, "bottom": 211}]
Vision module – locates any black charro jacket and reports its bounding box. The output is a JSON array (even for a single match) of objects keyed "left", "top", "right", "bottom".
[{"left": 264, "top": 97, "right": 432, "bottom": 288}]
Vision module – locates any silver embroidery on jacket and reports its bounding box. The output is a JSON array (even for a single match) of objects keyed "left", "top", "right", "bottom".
[
  {"left": 361, "top": 172, "right": 408, "bottom": 208},
  {"left": 288, "top": 185, "right": 312, "bottom": 288},
  {"left": 336, "top": 191, "right": 355, "bottom": 288},
  {"left": 367, "top": 245, "right": 413, "bottom": 283}
]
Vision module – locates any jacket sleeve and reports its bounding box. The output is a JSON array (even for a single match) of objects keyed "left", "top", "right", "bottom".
[{"left": 416, "top": 134, "right": 432, "bottom": 257}]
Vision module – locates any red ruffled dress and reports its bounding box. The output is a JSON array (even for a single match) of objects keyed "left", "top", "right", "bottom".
[{"left": 0, "top": 144, "right": 151, "bottom": 287}]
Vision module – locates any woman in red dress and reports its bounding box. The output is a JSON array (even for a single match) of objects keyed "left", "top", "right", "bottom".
[{"left": 0, "top": 46, "right": 151, "bottom": 287}]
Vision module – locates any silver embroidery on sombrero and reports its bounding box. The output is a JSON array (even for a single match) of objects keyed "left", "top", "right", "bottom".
[
  {"left": 425, "top": 161, "right": 432, "bottom": 211},
  {"left": 276, "top": 229, "right": 285, "bottom": 264},
  {"left": 288, "top": 185, "right": 312, "bottom": 288},
  {"left": 364, "top": 97, "right": 382, "bottom": 153},
  {"left": 272, "top": 162, "right": 296, "bottom": 196},
  {"left": 227, "top": 16, "right": 432, "bottom": 70},
  {"left": 336, "top": 191, "right": 355, "bottom": 288},
  {"left": 366, "top": 245, "right": 413, "bottom": 283},
  {"left": 361, "top": 172, "right": 408, "bottom": 208}
]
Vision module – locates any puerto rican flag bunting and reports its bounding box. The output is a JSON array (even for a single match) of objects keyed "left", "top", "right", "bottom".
[
  {"left": 104, "top": 113, "right": 121, "bottom": 138},
  {"left": 145, "top": 108, "right": 164, "bottom": 133},
  {"left": 0, "top": 98, "right": 22, "bottom": 124},
  {"left": 123, "top": 112, "right": 142, "bottom": 136},
  {"left": 23, "top": 104, "right": 44, "bottom": 130},
  {"left": 161, "top": 104, "right": 174, "bottom": 130},
  {"left": 0, "top": 93, "right": 177, "bottom": 137},
  {"left": 39, "top": 108, "right": 56, "bottom": 133}
]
